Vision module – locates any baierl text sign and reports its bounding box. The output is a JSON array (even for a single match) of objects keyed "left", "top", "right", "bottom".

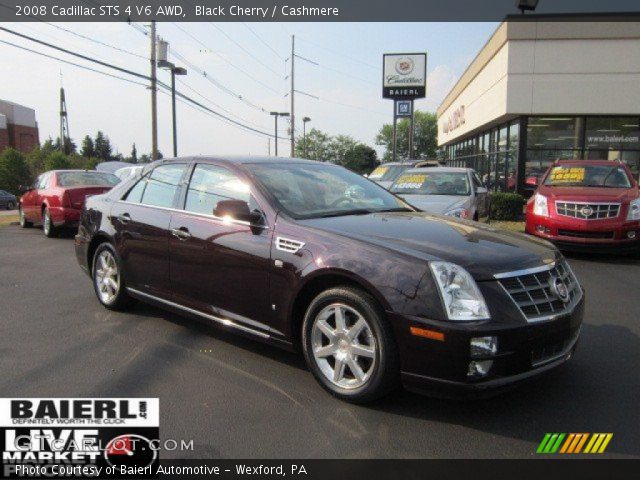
[{"left": 383, "top": 53, "right": 427, "bottom": 99}]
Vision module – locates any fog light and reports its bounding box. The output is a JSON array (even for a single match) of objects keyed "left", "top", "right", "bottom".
[
  {"left": 470, "top": 336, "right": 497, "bottom": 357},
  {"left": 536, "top": 225, "right": 545, "bottom": 233},
  {"left": 468, "top": 360, "right": 493, "bottom": 378},
  {"left": 627, "top": 231, "right": 636, "bottom": 239}
]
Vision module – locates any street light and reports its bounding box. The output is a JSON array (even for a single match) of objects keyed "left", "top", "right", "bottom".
[
  {"left": 158, "top": 59, "right": 187, "bottom": 157},
  {"left": 516, "top": 0, "right": 539, "bottom": 14},
  {"left": 302, "top": 117, "right": 311, "bottom": 158},
  {"left": 270, "top": 111, "right": 289, "bottom": 156}
]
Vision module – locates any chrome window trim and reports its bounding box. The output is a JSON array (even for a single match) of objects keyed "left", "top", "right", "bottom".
[
  {"left": 126, "top": 287, "right": 270, "bottom": 339},
  {"left": 115, "top": 200, "right": 270, "bottom": 230}
]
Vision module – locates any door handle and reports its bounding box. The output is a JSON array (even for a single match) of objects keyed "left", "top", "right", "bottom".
[
  {"left": 117, "top": 213, "right": 131, "bottom": 224},
  {"left": 171, "top": 227, "right": 192, "bottom": 240}
]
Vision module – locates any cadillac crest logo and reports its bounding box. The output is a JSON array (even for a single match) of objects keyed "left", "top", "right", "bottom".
[
  {"left": 580, "top": 206, "right": 594, "bottom": 217},
  {"left": 549, "top": 277, "right": 570, "bottom": 303},
  {"left": 395, "top": 57, "right": 415, "bottom": 75}
]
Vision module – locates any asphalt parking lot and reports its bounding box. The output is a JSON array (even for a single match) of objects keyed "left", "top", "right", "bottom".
[{"left": 1, "top": 225, "right": 638, "bottom": 459}]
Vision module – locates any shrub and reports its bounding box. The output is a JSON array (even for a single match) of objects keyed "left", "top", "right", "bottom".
[
  {"left": 489, "top": 192, "right": 525, "bottom": 221},
  {"left": 0, "top": 148, "right": 32, "bottom": 195}
]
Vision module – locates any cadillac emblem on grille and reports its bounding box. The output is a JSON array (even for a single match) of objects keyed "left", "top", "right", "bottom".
[
  {"left": 549, "top": 276, "right": 569, "bottom": 303},
  {"left": 580, "top": 206, "right": 594, "bottom": 217}
]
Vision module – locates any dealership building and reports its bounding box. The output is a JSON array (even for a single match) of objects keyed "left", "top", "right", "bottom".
[
  {"left": 0, "top": 99, "right": 39, "bottom": 154},
  {"left": 437, "top": 15, "right": 640, "bottom": 194}
]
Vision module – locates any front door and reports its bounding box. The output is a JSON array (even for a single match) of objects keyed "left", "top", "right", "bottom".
[
  {"left": 168, "top": 163, "right": 274, "bottom": 331},
  {"left": 111, "top": 163, "right": 188, "bottom": 299}
]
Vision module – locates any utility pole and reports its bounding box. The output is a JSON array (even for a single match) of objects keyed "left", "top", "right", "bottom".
[
  {"left": 290, "top": 35, "right": 295, "bottom": 157},
  {"left": 150, "top": 21, "right": 158, "bottom": 161},
  {"left": 59, "top": 89, "right": 70, "bottom": 154},
  {"left": 302, "top": 116, "right": 311, "bottom": 158}
]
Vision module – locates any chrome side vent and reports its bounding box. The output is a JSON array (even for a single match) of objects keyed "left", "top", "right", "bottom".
[{"left": 276, "top": 236, "right": 305, "bottom": 253}]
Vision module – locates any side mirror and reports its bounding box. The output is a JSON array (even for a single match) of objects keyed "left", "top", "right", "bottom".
[
  {"left": 18, "top": 185, "right": 31, "bottom": 193},
  {"left": 214, "top": 199, "right": 262, "bottom": 224},
  {"left": 476, "top": 186, "right": 488, "bottom": 194}
]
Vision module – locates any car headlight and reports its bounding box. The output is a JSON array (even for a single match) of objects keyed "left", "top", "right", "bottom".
[
  {"left": 627, "top": 198, "right": 640, "bottom": 221},
  {"left": 444, "top": 207, "right": 469, "bottom": 218},
  {"left": 429, "top": 262, "right": 490, "bottom": 321},
  {"left": 533, "top": 193, "right": 549, "bottom": 217}
]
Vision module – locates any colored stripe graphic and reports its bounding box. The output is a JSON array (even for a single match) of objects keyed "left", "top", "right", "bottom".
[{"left": 539, "top": 433, "right": 613, "bottom": 454}]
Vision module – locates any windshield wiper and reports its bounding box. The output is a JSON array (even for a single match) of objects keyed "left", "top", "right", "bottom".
[
  {"left": 314, "top": 208, "right": 375, "bottom": 218},
  {"left": 375, "top": 207, "right": 415, "bottom": 213}
]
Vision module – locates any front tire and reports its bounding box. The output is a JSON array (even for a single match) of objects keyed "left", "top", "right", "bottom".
[
  {"left": 92, "top": 242, "right": 135, "bottom": 310},
  {"left": 42, "top": 208, "right": 57, "bottom": 238},
  {"left": 6, "top": 201, "right": 15, "bottom": 210},
  {"left": 19, "top": 207, "right": 32, "bottom": 228},
  {"left": 302, "top": 286, "right": 399, "bottom": 403}
]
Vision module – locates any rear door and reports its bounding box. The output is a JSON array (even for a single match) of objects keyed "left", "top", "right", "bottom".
[
  {"left": 168, "top": 162, "right": 274, "bottom": 331},
  {"left": 472, "top": 171, "right": 489, "bottom": 219},
  {"left": 111, "top": 163, "right": 189, "bottom": 299}
]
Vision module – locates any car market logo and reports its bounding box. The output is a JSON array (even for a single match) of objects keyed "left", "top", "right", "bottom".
[
  {"left": 1, "top": 398, "right": 159, "bottom": 479},
  {"left": 537, "top": 433, "right": 613, "bottom": 454},
  {"left": 549, "top": 276, "right": 569, "bottom": 303},
  {"left": 395, "top": 56, "right": 414, "bottom": 75}
]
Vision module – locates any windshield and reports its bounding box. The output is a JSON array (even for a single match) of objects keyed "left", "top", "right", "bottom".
[
  {"left": 57, "top": 171, "right": 120, "bottom": 187},
  {"left": 543, "top": 165, "right": 631, "bottom": 188},
  {"left": 368, "top": 164, "right": 410, "bottom": 182},
  {"left": 390, "top": 171, "right": 471, "bottom": 196},
  {"left": 246, "top": 163, "right": 413, "bottom": 219}
]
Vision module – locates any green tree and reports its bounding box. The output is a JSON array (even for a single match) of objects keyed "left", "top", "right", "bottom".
[
  {"left": 26, "top": 146, "right": 50, "bottom": 177},
  {"left": 44, "top": 151, "right": 72, "bottom": 171},
  {"left": 295, "top": 128, "right": 332, "bottom": 161},
  {"left": 129, "top": 143, "right": 138, "bottom": 163},
  {"left": 340, "top": 144, "right": 378, "bottom": 174},
  {"left": 375, "top": 110, "right": 438, "bottom": 162},
  {"left": 53, "top": 136, "right": 76, "bottom": 155},
  {"left": 80, "top": 135, "right": 95, "bottom": 158},
  {"left": 94, "top": 131, "right": 112, "bottom": 161},
  {"left": 0, "top": 148, "right": 32, "bottom": 195}
]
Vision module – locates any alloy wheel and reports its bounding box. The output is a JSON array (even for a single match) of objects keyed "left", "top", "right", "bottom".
[
  {"left": 19, "top": 208, "right": 25, "bottom": 226},
  {"left": 94, "top": 250, "right": 120, "bottom": 304},
  {"left": 43, "top": 210, "right": 51, "bottom": 235},
  {"left": 311, "top": 303, "right": 377, "bottom": 389}
]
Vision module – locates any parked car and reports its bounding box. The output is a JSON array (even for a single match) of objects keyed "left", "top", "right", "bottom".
[
  {"left": 368, "top": 159, "right": 441, "bottom": 189},
  {"left": 76, "top": 156, "right": 583, "bottom": 403},
  {"left": 389, "top": 167, "right": 490, "bottom": 221},
  {"left": 526, "top": 160, "right": 640, "bottom": 250},
  {"left": 19, "top": 170, "right": 120, "bottom": 237},
  {"left": 114, "top": 165, "right": 144, "bottom": 182},
  {"left": 0, "top": 189, "right": 17, "bottom": 210}
]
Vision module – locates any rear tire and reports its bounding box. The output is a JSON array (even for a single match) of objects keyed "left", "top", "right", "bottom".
[
  {"left": 92, "top": 242, "right": 135, "bottom": 311},
  {"left": 19, "top": 207, "right": 32, "bottom": 228},
  {"left": 42, "top": 208, "right": 57, "bottom": 238},
  {"left": 301, "top": 286, "right": 399, "bottom": 403}
]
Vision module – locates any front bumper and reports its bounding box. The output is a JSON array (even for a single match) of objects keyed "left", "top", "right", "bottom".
[
  {"left": 390, "top": 293, "right": 584, "bottom": 398},
  {"left": 526, "top": 213, "right": 640, "bottom": 250}
]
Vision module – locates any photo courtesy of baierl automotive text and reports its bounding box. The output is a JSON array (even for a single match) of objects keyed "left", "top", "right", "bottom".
[{"left": 0, "top": 0, "right": 639, "bottom": 479}]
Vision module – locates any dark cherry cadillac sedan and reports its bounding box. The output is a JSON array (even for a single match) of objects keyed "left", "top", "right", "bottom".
[{"left": 75, "top": 156, "right": 584, "bottom": 403}]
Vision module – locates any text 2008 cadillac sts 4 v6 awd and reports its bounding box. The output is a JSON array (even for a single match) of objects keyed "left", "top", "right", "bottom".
[{"left": 75, "top": 156, "right": 584, "bottom": 403}]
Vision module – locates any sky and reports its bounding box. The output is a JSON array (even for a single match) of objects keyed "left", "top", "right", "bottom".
[{"left": 0, "top": 21, "right": 498, "bottom": 158}]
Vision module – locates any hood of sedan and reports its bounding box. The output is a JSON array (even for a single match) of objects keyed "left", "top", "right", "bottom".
[
  {"left": 400, "top": 194, "right": 468, "bottom": 214},
  {"left": 301, "top": 212, "right": 558, "bottom": 280}
]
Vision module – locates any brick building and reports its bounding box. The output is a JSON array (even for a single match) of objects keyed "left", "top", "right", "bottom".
[{"left": 0, "top": 100, "right": 39, "bottom": 154}]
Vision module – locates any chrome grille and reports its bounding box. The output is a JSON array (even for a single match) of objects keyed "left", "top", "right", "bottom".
[
  {"left": 496, "top": 261, "right": 582, "bottom": 322},
  {"left": 555, "top": 202, "right": 619, "bottom": 220}
]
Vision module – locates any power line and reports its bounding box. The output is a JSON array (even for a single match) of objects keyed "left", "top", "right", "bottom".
[
  {"left": 297, "top": 36, "right": 379, "bottom": 71},
  {"left": 242, "top": 23, "right": 284, "bottom": 60},
  {"left": 0, "top": 27, "right": 277, "bottom": 139},
  {"left": 0, "top": 39, "right": 148, "bottom": 88}
]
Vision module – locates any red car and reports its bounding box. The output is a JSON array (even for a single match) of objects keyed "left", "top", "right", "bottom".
[
  {"left": 526, "top": 160, "right": 640, "bottom": 250},
  {"left": 19, "top": 170, "right": 120, "bottom": 237}
]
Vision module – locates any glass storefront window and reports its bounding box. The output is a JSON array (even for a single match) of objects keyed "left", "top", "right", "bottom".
[
  {"left": 585, "top": 117, "right": 640, "bottom": 150},
  {"left": 527, "top": 117, "right": 581, "bottom": 150}
]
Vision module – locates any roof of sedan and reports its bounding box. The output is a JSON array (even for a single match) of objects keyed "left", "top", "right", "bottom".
[
  {"left": 555, "top": 159, "right": 626, "bottom": 167},
  {"left": 402, "top": 166, "right": 471, "bottom": 174},
  {"left": 184, "top": 155, "right": 320, "bottom": 165}
]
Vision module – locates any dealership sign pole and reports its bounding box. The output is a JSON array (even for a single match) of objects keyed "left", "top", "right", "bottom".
[{"left": 383, "top": 53, "right": 427, "bottom": 162}]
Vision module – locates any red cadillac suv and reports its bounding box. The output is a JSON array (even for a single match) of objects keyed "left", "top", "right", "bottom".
[
  {"left": 525, "top": 160, "right": 640, "bottom": 250},
  {"left": 19, "top": 170, "right": 120, "bottom": 237}
]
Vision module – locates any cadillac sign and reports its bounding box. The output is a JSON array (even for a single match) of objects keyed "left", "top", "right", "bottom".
[{"left": 383, "top": 53, "right": 427, "bottom": 99}]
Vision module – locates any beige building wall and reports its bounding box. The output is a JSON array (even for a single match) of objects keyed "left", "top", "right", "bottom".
[{"left": 437, "top": 19, "right": 640, "bottom": 147}]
